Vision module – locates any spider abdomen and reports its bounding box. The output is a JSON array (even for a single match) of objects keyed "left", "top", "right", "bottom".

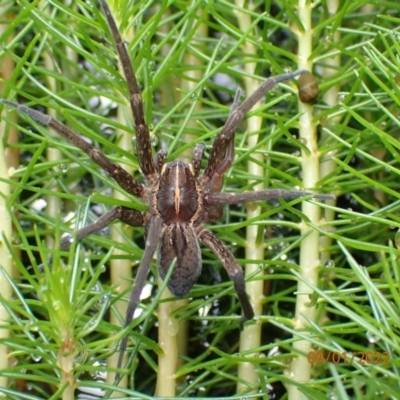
[
  {"left": 155, "top": 161, "right": 201, "bottom": 223},
  {"left": 158, "top": 223, "right": 202, "bottom": 297}
]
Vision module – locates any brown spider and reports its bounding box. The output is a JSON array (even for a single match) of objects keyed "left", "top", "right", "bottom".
[{"left": 1, "top": 0, "right": 333, "bottom": 373}]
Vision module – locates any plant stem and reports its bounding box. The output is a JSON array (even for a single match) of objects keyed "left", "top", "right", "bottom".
[
  {"left": 234, "top": 0, "right": 263, "bottom": 394},
  {"left": 107, "top": 6, "right": 135, "bottom": 392},
  {"left": 320, "top": 0, "right": 340, "bottom": 265},
  {"left": 287, "top": 1, "right": 319, "bottom": 398},
  {"left": 0, "top": 6, "right": 15, "bottom": 391},
  {"left": 0, "top": 81, "right": 12, "bottom": 397},
  {"left": 39, "top": 1, "right": 63, "bottom": 250},
  {"left": 154, "top": 284, "right": 179, "bottom": 397},
  {"left": 108, "top": 97, "right": 134, "bottom": 393}
]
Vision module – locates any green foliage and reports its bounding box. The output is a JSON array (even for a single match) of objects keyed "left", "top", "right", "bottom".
[{"left": 1, "top": 0, "right": 400, "bottom": 399}]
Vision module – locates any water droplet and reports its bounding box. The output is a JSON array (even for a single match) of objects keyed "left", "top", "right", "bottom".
[
  {"left": 395, "top": 229, "right": 400, "bottom": 249},
  {"left": 92, "top": 283, "right": 100, "bottom": 293},
  {"left": 148, "top": 61, "right": 156, "bottom": 71},
  {"left": 52, "top": 300, "right": 61, "bottom": 310},
  {"left": 337, "top": 94, "right": 345, "bottom": 103},
  {"left": 31, "top": 354, "right": 42, "bottom": 362},
  {"left": 299, "top": 137, "right": 307, "bottom": 145},
  {"left": 167, "top": 317, "right": 179, "bottom": 336},
  {"left": 150, "top": 135, "right": 158, "bottom": 146},
  {"left": 327, "top": 391, "right": 338, "bottom": 400},
  {"left": 366, "top": 330, "right": 380, "bottom": 343},
  {"left": 28, "top": 322, "right": 39, "bottom": 332},
  {"left": 98, "top": 294, "right": 110, "bottom": 307},
  {"left": 324, "top": 260, "right": 335, "bottom": 268},
  {"left": 59, "top": 163, "right": 69, "bottom": 173}
]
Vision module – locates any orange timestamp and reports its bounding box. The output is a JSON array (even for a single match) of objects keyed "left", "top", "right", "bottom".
[{"left": 307, "top": 351, "right": 390, "bottom": 365}]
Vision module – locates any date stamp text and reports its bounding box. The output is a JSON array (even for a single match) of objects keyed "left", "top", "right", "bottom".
[{"left": 307, "top": 351, "right": 390, "bottom": 365}]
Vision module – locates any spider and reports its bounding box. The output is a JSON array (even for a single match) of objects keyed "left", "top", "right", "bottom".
[{"left": 1, "top": 0, "right": 333, "bottom": 373}]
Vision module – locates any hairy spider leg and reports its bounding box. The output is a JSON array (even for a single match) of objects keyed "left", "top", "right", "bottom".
[
  {"left": 206, "top": 190, "right": 335, "bottom": 205},
  {"left": 196, "top": 227, "right": 254, "bottom": 323},
  {"left": 116, "top": 216, "right": 163, "bottom": 377},
  {"left": 0, "top": 101, "right": 145, "bottom": 197},
  {"left": 60, "top": 207, "right": 144, "bottom": 250},
  {"left": 100, "top": 0, "right": 156, "bottom": 180},
  {"left": 203, "top": 69, "right": 306, "bottom": 181}
]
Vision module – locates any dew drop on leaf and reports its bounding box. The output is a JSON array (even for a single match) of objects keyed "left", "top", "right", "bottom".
[
  {"left": 148, "top": 61, "right": 156, "bottom": 71},
  {"left": 31, "top": 354, "right": 42, "bottom": 362},
  {"left": 395, "top": 229, "right": 400, "bottom": 249},
  {"left": 366, "top": 330, "right": 379, "bottom": 344},
  {"left": 59, "top": 163, "right": 69, "bottom": 173},
  {"left": 167, "top": 317, "right": 179, "bottom": 336},
  {"left": 324, "top": 259, "right": 335, "bottom": 268},
  {"left": 327, "top": 391, "right": 339, "bottom": 400}
]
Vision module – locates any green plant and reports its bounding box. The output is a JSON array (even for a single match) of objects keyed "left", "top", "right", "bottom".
[{"left": 1, "top": 0, "right": 400, "bottom": 399}]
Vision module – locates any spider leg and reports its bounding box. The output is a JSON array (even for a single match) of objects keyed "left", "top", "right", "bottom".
[
  {"left": 196, "top": 226, "right": 254, "bottom": 324},
  {"left": 203, "top": 70, "right": 306, "bottom": 180},
  {"left": 207, "top": 88, "right": 241, "bottom": 192},
  {"left": 60, "top": 207, "right": 145, "bottom": 251},
  {"left": 117, "top": 216, "right": 163, "bottom": 373},
  {"left": 209, "top": 132, "right": 234, "bottom": 193},
  {"left": 0, "top": 100, "right": 145, "bottom": 197},
  {"left": 100, "top": 0, "right": 156, "bottom": 179},
  {"left": 192, "top": 142, "right": 206, "bottom": 177},
  {"left": 206, "top": 190, "right": 335, "bottom": 205},
  {"left": 155, "top": 149, "right": 168, "bottom": 173}
]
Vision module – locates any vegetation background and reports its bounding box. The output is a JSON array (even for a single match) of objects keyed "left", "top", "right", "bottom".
[{"left": 0, "top": 0, "right": 400, "bottom": 399}]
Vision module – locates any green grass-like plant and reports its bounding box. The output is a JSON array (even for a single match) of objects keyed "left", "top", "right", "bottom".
[{"left": 1, "top": 0, "right": 400, "bottom": 399}]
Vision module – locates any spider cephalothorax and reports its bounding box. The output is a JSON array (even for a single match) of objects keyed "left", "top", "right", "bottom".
[{"left": 1, "top": 0, "right": 334, "bottom": 374}]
